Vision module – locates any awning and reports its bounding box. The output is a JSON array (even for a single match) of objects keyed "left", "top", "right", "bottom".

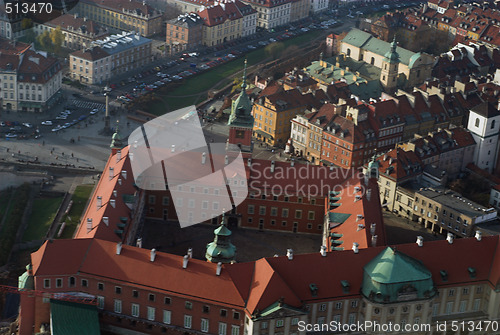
[
  {"left": 254, "top": 129, "right": 274, "bottom": 140},
  {"left": 50, "top": 300, "right": 100, "bottom": 335}
]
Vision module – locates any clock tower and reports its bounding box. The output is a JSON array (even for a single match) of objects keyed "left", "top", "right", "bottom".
[{"left": 227, "top": 59, "right": 254, "bottom": 158}]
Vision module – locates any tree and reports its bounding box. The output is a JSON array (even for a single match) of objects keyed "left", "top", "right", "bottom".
[
  {"left": 50, "top": 26, "right": 64, "bottom": 53},
  {"left": 37, "top": 30, "right": 52, "bottom": 50},
  {"left": 264, "top": 42, "right": 285, "bottom": 60},
  {"left": 21, "top": 18, "right": 33, "bottom": 30}
]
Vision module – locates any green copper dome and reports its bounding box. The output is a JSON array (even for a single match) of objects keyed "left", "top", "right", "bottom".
[
  {"left": 228, "top": 59, "right": 254, "bottom": 128},
  {"left": 362, "top": 247, "right": 437, "bottom": 303},
  {"left": 205, "top": 219, "right": 236, "bottom": 263},
  {"left": 384, "top": 38, "right": 400, "bottom": 63},
  {"left": 110, "top": 121, "right": 123, "bottom": 149},
  {"left": 408, "top": 52, "right": 422, "bottom": 69}
]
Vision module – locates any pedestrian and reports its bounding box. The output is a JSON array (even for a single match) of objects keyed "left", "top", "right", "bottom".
[
  {"left": 71, "top": 153, "right": 74, "bottom": 158},
  {"left": 42, "top": 140, "right": 45, "bottom": 146},
  {"left": 62, "top": 152, "right": 64, "bottom": 156}
]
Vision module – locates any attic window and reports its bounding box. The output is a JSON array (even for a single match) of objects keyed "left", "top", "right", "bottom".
[
  {"left": 309, "top": 283, "right": 318, "bottom": 297},
  {"left": 440, "top": 270, "right": 448, "bottom": 282},
  {"left": 341, "top": 280, "right": 350, "bottom": 294},
  {"left": 468, "top": 267, "right": 476, "bottom": 279}
]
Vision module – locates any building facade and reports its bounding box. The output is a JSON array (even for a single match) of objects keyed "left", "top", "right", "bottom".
[
  {"left": 166, "top": 13, "right": 204, "bottom": 54},
  {"left": 69, "top": 46, "right": 112, "bottom": 84},
  {"left": 241, "top": 0, "right": 291, "bottom": 29}
]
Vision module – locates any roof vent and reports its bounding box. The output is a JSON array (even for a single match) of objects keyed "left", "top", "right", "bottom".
[
  {"left": 202, "top": 152, "right": 207, "bottom": 164},
  {"left": 102, "top": 216, "right": 109, "bottom": 226},
  {"left": 136, "top": 238, "right": 142, "bottom": 248},
  {"left": 309, "top": 283, "right": 318, "bottom": 297},
  {"left": 354, "top": 186, "right": 361, "bottom": 192},
  {"left": 355, "top": 195, "right": 361, "bottom": 202},
  {"left": 286, "top": 249, "right": 293, "bottom": 260},
  {"left": 320, "top": 245, "right": 327, "bottom": 257},
  {"left": 371, "top": 235, "right": 378, "bottom": 247},
  {"left": 113, "top": 190, "right": 117, "bottom": 198},
  {"left": 86, "top": 218, "right": 92, "bottom": 232},
  {"left": 357, "top": 224, "right": 365, "bottom": 231},
  {"left": 109, "top": 167, "right": 114, "bottom": 180},
  {"left": 116, "top": 150, "right": 121, "bottom": 162},
  {"left": 118, "top": 178, "right": 122, "bottom": 185},
  {"left": 341, "top": 280, "right": 350, "bottom": 294},
  {"left": 150, "top": 248, "right": 156, "bottom": 262},
  {"left": 182, "top": 255, "right": 189, "bottom": 268},
  {"left": 216, "top": 262, "right": 222, "bottom": 276},
  {"left": 291, "top": 159, "right": 295, "bottom": 167},
  {"left": 116, "top": 242, "right": 122, "bottom": 255},
  {"left": 356, "top": 214, "right": 364, "bottom": 221},
  {"left": 110, "top": 199, "right": 116, "bottom": 208},
  {"left": 366, "top": 189, "right": 372, "bottom": 201},
  {"left": 271, "top": 161, "right": 275, "bottom": 173},
  {"left": 468, "top": 267, "right": 476, "bottom": 278},
  {"left": 446, "top": 233, "right": 454, "bottom": 244},
  {"left": 440, "top": 270, "right": 448, "bottom": 282},
  {"left": 171, "top": 144, "right": 175, "bottom": 153},
  {"left": 475, "top": 230, "right": 482, "bottom": 241},
  {"left": 121, "top": 170, "right": 127, "bottom": 179},
  {"left": 97, "top": 196, "right": 102, "bottom": 209},
  {"left": 225, "top": 155, "right": 229, "bottom": 165},
  {"left": 416, "top": 236, "right": 423, "bottom": 247},
  {"left": 247, "top": 158, "right": 252, "bottom": 167},
  {"left": 187, "top": 248, "right": 193, "bottom": 259}
]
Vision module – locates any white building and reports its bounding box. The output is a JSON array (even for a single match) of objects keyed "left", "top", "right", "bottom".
[
  {"left": 467, "top": 102, "right": 500, "bottom": 173},
  {"left": 241, "top": 0, "right": 291, "bottom": 29},
  {"left": 236, "top": 0, "right": 258, "bottom": 37},
  {"left": 311, "top": 0, "right": 328, "bottom": 13}
]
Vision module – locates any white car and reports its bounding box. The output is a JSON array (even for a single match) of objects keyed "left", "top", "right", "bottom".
[
  {"left": 41, "top": 120, "right": 53, "bottom": 126},
  {"left": 51, "top": 126, "right": 63, "bottom": 132},
  {"left": 269, "top": 38, "right": 277, "bottom": 42},
  {"left": 22, "top": 122, "right": 33, "bottom": 128},
  {"left": 90, "top": 108, "right": 99, "bottom": 115},
  {"left": 56, "top": 115, "right": 67, "bottom": 120}
]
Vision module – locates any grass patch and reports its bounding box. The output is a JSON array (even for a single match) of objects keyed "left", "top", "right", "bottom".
[
  {"left": 57, "top": 185, "right": 94, "bottom": 239},
  {"left": 22, "top": 197, "right": 64, "bottom": 242},
  {"left": 147, "top": 30, "right": 322, "bottom": 115}
]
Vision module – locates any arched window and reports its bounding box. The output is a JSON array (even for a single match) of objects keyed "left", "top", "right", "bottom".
[
  {"left": 475, "top": 118, "right": 480, "bottom": 127},
  {"left": 346, "top": 48, "right": 351, "bottom": 56},
  {"left": 492, "top": 120, "right": 496, "bottom": 129},
  {"left": 370, "top": 57, "right": 375, "bottom": 65}
]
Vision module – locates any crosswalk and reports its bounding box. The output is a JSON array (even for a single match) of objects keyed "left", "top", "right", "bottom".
[{"left": 70, "top": 99, "right": 105, "bottom": 111}]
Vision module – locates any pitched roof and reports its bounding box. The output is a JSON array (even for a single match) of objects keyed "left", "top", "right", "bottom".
[
  {"left": 45, "top": 14, "right": 106, "bottom": 36},
  {"left": 80, "top": 0, "right": 160, "bottom": 16},
  {"left": 198, "top": 2, "right": 243, "bottom": 27},
  {"left": 70, "top": 46, "right": 109, "bottom": 62},
  {"left": 471, "top": 102, "right": 500, "bottom": 118}
]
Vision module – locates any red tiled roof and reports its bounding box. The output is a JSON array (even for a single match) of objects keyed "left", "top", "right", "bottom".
[
  {"left": 45, "top": 14, "right": 106, "bottom": 36},
  {"left": 70, "top": 46, "right": 109, "bottom": 61},
  {"left": 198, "top": 2, "right": 243, "bottom": 27},
  {"left": 374, "top": 148, "right": 423, "bottom": 181}
]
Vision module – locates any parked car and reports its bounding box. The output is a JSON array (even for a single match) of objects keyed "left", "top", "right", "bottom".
[{"left": 41, "top": 120, "right": 53, "bottom": 126}]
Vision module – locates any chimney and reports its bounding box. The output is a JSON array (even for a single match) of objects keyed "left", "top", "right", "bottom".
[
  {"left": 202, "top": 152, "right": 207, "bottom": 164},
  {"left": 171, "top": 145, "right": 175, "bottom": 153},
  {"left": 187, "top": 248, "right": 193, "bottom": 258},
  {"left": 475, "top": 230, "right": 482, "bottom": 241},
  {"left": 370, "top": 223, "right": 376, "bottom": 235},
  {"left": 371, "top": 235, "right": 378, "bottom": 247},
  {"left": 150, "top": 248, "right": 156, "bottom": 262},
  {"left": 121, "top": 170, "right": 127, "bottom": 179},
  {"left": 291, "top": 159, "right": 295, "bottom": 167},
  {"left": 225, "top": 155, "right": 229, "bottom": 165},
  {"left": 416, "top": 236, "right": 424, "bottom": 247},
  {"left": 109, "top": 167, "right": 114, "bottom": 180},
  {"left": 216, "top": 262, "right": 222, "bottom": 276},
  {"left": 247, "top": 158, "right": 252, "bottom": 167},
  {"left": 271, "top": 161, "right": 275, "bottom": 173},
  {"left": 97, "top": 196, "right": 102, "bottom": 209},
  {"left": 116, "top": 150, "right": 121, "bottom": 162},
  {"left": 320, "top": 245, "right": 327, "bottom": 257},
  {"left": 286, "top": 249, "right": 293, "bottom": 260},
  {"left": 116, "top": 242, "right": 122, "bottom": 255},
  {"left": 182, "top": 255, "right": 189, "bottom": 268},
  {"left": 352, "top": 242, "right": 359, "bottom": 253},
  {"left": 113, "top": 190, "right": 117, "bottom": 198},
  {"left": 447, "top": 233, "right": 454, "bottom": 244},
  {"left": 110, "top": 199, "right": 116, "bottom": 208},
  {"left": 118, "top": 178, "right": 122, "bottom": 185},
  {"left": 136, "top": 238, "right": 142, "bottom": 248},
  {"left": 86, "top": 218, "right": 92, "bottom": 232},
  {"left": 102, "top": 216, "right": 109, "bottom": 226}
]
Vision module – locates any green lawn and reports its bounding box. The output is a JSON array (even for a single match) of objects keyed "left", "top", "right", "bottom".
[
  {"left": 22, "top": 197, "right": 64, "bottom": 242},
  {"left": 58, "top": 185, "right": 94, "bottom": 239},
  {"left": 146, "top": 30, "right": 322, "bottom": 115}
]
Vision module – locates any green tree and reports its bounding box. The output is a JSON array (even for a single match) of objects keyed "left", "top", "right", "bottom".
[
  {"left": 50, "top": 26, "right": 64, "bottom": 53},
  {"left": 21, "top": 18, "right": 33, "bottom": 30},
  {"left": 37, "top": 30, "right": 52, "bottom": 50},
  {"left": 264, "top": 42, "right": 285, "bottom": 60}
]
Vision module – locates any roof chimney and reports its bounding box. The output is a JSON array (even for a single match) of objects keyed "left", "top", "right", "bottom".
[
  {"left": 102, "top": 216, "right": 109, "bottom": 226},
  {"left": 320, "top": 245, "right": 327, "bottom": 257},
  {"left": 202, "top": 152, "right": 207, "bottom": 164},
  {"left": 136, "top": 238, "right": 142, "bottom": 248},
  {"left": 416, "top": 236, "right": 423, "bottom": 247},
  {"left": 371, "top": 235, "right": 378, "bottom": 247},
  {"left": 286, "top": 249, "right": 293, "bottom": 260},
  {"left": 187, "top": 248, "right": 193, "bottom": 258},
  {"left": 86, "top": 218, "right": 92, "bottom": 232},
  {"left": 216, "top": 262, "right": 222, "bottom": 276},
  {"left": 118, "top": 178, "right": 122, "bottom": 185},
  {"left": 352, "top": 242, "right": 359, "bottom": 253},
  {"left": 116, "top": 242, "right": 122, "bottom": 255},
  {"left": 150, "top": 248, "right": 156, "bottom": 262},
  {"left": 271, "top": 161, "right": 275, "bottom": 173},
  {"left": 110, "top": 199, "right": 116, "bottom": 208},
  {"left": 113, "top": 190, "right": 117, "bottom": 198},
  {"left": 97, "top": 196, "right": 102, "bottom": 209},
  {"left": 182, "top": 255, "right": 189, "bottom": 268},
  {"left": 116, "top": 150, "right": 121, "bottom": 162},
  {"left": 447, "top": 233, "right": 454, "bottom": 244},
  {"left": 171, "top": 144, "right": 175, "bottom": 153},
  {"left": 121, "top": 170, "right": 127, "bottom": 179},
  {"left": 225, "top": 155, "right": 229, "bottom": 165},
  {"left": 109, "top": 167, "right": 114, "bottom": 180},
  {"left": 247, "top": 158, "right": 252, "bottom": 167},
  {"left": 475, "top": 230, "right": 482, "bottom": 241}
]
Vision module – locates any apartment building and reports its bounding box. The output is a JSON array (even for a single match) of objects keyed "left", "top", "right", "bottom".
[
  {"left": 166, "top": 13, "right": 204, "bottom": 54},
  {"left": 34, "top": 14, "right": 108, "bottom": 50},
  {"left": 0, "top": 46, "right": 62, "bottom": 112},
  {"left": 241, "top": 0, "right": 291, "bottom": 29},
  {"left": 75, "top": 0, "right": 163, "bottom": 37},
  {"left": 412, "top": 187, "right": 497, "bottom": 237},
  {"left": 70, "top": 46, "right": 111, "bottom": 85},
  {"left": 289, "top": 0, "right": 309, "bottom": 23},
  {"left": 198, "top": 2, "right": 244, "bottom": 47}
]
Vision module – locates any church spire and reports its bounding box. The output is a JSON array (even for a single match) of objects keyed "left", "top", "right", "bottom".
[
  {"left": 205, "top": 212, "right": 237, "bottom": 263},
  {"left": 110, "top": 120, "right": 123, "bottom": 154},
  {"left": 241, "top": 58, "right": 247, "bottom": 90}
]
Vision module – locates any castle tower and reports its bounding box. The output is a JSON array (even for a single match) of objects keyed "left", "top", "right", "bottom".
[
  {"left": 227, "top": 59, "right": 254, "bottom": 158},
  {"left": 205, "top": 213, "right": 236, "bottom": 263},
  {"left": 380, "top": 38, "right": 400, "bottom": 92},
  {"left": 110, "top": 120, "right": 123, "bottom": 155}
]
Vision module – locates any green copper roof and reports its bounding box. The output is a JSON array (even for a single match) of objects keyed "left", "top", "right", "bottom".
[
  {"left": 328, "top": 212, "right": 350, "bottom": 224},
  {"left": 228, "top": 59, "right": 254, "bottom": 128},
  {"left": 206, "top": 222, "right": 236, "bottom": 263},
  {"left": 362, "top": 247, "right": 436, "bottom": 303},
  {"left": 408, "top": 52, "right": 422, "bottom": 69},
  {"left": 214, "top": 223, "right": 232, "bottom": 236},
  {"left": 18, "top": 271, "right": 33, "bottom": 290},
  {"left": 50, "top": 300, "right": 100, "bottom": 335},
  {"left": 384, "top": 38, "right": 400, "bottom": 63},
  {"left": 342, "top": 29, "right": 416, "bottom": 66},
  {"left": 110, "top": 121, "right": 123, "bottom": 149},
  {"left": 368, "top": 157, "right": 379, "bottom": 170}
]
